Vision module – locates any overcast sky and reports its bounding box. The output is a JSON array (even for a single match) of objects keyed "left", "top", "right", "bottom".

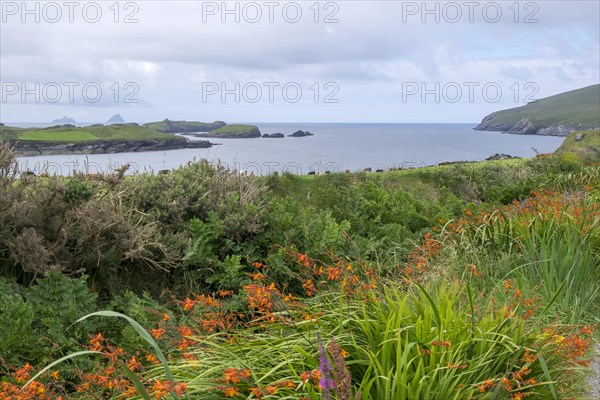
[{"left": 1, "top": 0, "right": 598, "bottom": 123}]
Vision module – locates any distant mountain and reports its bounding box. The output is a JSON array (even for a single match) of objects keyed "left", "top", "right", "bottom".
[
  {"left": 475, "top": 84, "right": 600, "bottom": 136},
  {"left": 52, "top": 116, "right": 76, "bottom": 123},
  {"left": 106, "top": 114, "right": 125, "bottom": 124}
]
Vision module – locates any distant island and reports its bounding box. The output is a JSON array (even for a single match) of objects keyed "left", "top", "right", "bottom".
[
  {"left": 106, "top": 114, "right": 126, "bottom": 124},
  {"left": 475, "top": 84, "right": 600, "bottom": 136},
  {"left": 0, "top": 123, "right": 213, "bottom": 156},
  {"left": 52, "top": 116, "right": 77, "bottom": 124},
  {"left": 1, "top": 117, "right": 318, "bottom": 155}
]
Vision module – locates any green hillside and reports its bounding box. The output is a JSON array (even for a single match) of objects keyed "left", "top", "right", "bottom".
[
  {"left": 143, "top": 119, "right": 226, "bottom": 133},
  {"left": 554, "top": 129, "right": 600, "bottom": 162},
  {"left": 475, "top": 84, "right": 600, "bottom": 135},
  {"left": 198, "top": 124, "right": 261, "bottom": 138},
  {"left": 0, "top": 124, "right": 179, "bottom": 143}
]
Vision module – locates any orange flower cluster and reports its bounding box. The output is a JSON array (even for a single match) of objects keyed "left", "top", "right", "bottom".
[{"left": 403, "top": 232, "right": 441, "bottom": 277}]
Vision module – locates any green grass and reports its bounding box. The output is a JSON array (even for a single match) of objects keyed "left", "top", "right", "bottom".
[
  {"left": 84, "top": 124, "right": 177, "bottom": 140},
  {"left": 208, "top": 124, "right": 261, "bottom": 137},
  {"left": 554, "top": 130, "right": 600, "bottom": 162},
  {"left": 0, "top": 124, "right": 178, "bottom": 143},
  {"left": 143, "top": 119, "right": 226, "bottom": 133},
  {"left": 478, "top": 84, "right": 600, "bottom": 129},
  {"left": 18, "top": 129, "right": 99, "bottom": 142}
]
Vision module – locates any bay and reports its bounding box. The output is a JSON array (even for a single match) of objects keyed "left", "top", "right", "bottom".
[{"left": 13, "top": 123, "right": 566, "bottom": 176}]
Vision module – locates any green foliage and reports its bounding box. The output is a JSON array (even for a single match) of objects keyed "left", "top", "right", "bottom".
[
  {"left": 0, "top": 273, "right": 97, "bottom": 366},
  {"left": 143, "top": 119, "right": 226, "bottom": 133},
  {"left": 208, "top": 124, "right": 261, "bottom": 137},
  {"left": 554, "top": 130, "right": 600, "bottom": 164},
  {"left": 63, "top": 179, "right": 94, "bottom": 204},
  {"left": 1, "top": 124, "right": 177, "bottom": 143}
]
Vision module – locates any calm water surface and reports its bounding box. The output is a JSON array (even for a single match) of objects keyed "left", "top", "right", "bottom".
[{"left": 14, "top": 123, "right": 566, "bottom": 175}]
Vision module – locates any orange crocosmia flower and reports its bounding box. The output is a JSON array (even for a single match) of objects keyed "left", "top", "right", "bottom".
[
  {"left": 300, "top": 371, "right": 310, "bottom": 383},
  {"left": 151, "top": 328, "right": 166, "bottom": 339},
  {"left": 151, "top": 379, "right": 172, "bottom": 399},
  {"left": 239, "top": 369, "right": 251, "bottom": 379},
  {"left": 179, "top": 326, "right": 194, "bottom": 336},
  {"left": 224, "top": 386, "right": 240, "bottom": 397},
  {"left": 14, "top": 363, "right": 34, "bottom": 383},
  {"left": 50, "top": 370, "right": 60, "bottom": 381},
  {"left": 284, "top": 380, "right": 296, "bottom": 389},
  {"left": 89, "top": 332, "right": 104, "bottom": 351},
  {"left": 173, "top": 382, "right": 188, "bottom": 396},
  {"left": 146, "top": 353, "right": 160, "bottom": 365},
  {"left": 161, "top": 313, "right": 170, "bottom": 322},
  {"left": 581, "top": 325, "right": 593, "bottom": 335},
  {"left": 183, "top": 297, "right": 198, "bottom": 311},
  {"left": 127, "top": 356, "right": 142, "bottom": 372},
  {"left": 223, "top": 368, "right": 242, "bottom": 384}
]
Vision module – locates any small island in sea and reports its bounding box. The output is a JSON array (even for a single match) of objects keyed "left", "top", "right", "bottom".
[
  {"left": 0, "top": 123, "right": 213, "bottom": 156},
  {"left": 51, "top": 116, "right": 77, "bottom": 124}
]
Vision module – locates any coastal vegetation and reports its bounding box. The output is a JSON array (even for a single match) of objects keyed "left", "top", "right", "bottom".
[
  {"left": 0, "top": 130, "right": 598, "bottom": 399},
  {"left": 0, "top": 124, "right": 213, "bottom": 156},
  {"left": 0, "top": 124, "right": 180, "bottom": 142},
  {"left": 143, "top": 120, "right": 227, "bottom": 134},
  {"left": 198, "top": 124, "right": 262, "bottom": 138}
]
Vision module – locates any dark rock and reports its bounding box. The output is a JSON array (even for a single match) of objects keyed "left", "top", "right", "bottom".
[
  {"left": 262, "top": 133, "right": 285, "bottom": 138},
  {"left": 345, "top": 169, "right": 350, "bottom": 173},
  {"left": 0, "top": 123, "right": 4, "bottom": 126},
  {"left": 376, "top": 169, "right": 384, "bottom": 173},
  {"left": 485, "top": 153, "right": 520, "bottom": 161},
  {"left": 363, "top": 167, "right": 372, "bottom": 172},
  {"left": 288, "top": 130, "right": 314, "bottom": 137},
  {"left": 308, "top": 171, "right": 316, "bottom": 175},
  {"left": 158, "top": 169, "right": 169, "bottom": 175},
  {"left": 324, "top": 171, "right": 331, "bottom": 174}
]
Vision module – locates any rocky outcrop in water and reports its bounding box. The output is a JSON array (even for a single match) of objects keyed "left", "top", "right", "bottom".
[
  {"left": 262, "top": 133, "right": 284, "bottom": 138},
  {"left": 288, "top": 130, "right": 314, "bottom": 137},
  {"left": 11, "top": 138, "right": 213, "bottom": 156}
]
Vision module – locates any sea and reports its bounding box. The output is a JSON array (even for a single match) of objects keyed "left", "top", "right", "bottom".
[{"left": 10, "top": 123, "right": 566, "bottom": 176}]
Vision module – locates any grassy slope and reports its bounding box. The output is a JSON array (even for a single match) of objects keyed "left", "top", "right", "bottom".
[
  {"left": 482, "top": 84, "right": 600, "bottom": 127},
  {"left": 554, "top": 129, "right": 600, "bottom": 161},
  {"left": 209, "top": 124, "right": 261, "bottom": 136},
  {"left": 143, "top": 119, "right": 226, "bottom": 132},
  {"left": 0, "top": 124, "right": 178, "bottom": 142}
]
